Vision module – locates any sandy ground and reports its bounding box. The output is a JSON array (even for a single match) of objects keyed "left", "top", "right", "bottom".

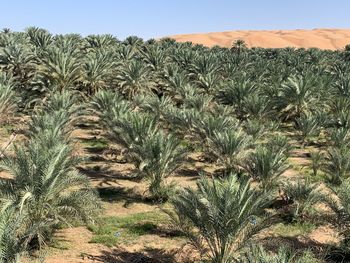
[
  {"left": 1, "top": 121, "right": 340, "bottom": 262},
  {"left": 168, "top": 28, "right": 350, "bottom": 50}
]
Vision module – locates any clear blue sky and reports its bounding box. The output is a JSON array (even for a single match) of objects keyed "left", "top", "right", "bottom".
[{"left": 1, "top": 0, "right": 349, "bottom": 40}]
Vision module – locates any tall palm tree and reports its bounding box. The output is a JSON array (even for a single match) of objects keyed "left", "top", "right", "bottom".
[
  {"left": 231, "top": 39, "right": 247, "bottom": 55},
  {"left": 167, "top": 175, "right": 275, "bottom": 263}
]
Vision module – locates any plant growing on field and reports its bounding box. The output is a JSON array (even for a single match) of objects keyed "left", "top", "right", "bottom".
[
  {"left": 167, "top": 175, "right": 276, "bottom": 263},
  {"left": 282, "top": 180, "right": 324, "bottom": 221},
  {"left": 231, "top": 39, "right": 247, "bottom": 55},
  {"left": 208, "top": 129, "right": 251, "bottom": 174},
  {"left": 324, "top": 146, "right": 350, "bottom": 185},
  {"left": 130, "top": 131, "right": 186, "bottom": 201},
  {"left": 0, "top": 209, "right": 24, "bottom": 263},
  {"left": 0, "top": 80, "right": 17, "bottom": 123},
  {"left": 38, "top": 47, "right": 82, "bottom": 91},
  {"left": 324, "top": 179, "right": 350, "bottom": 247},
  {"left": 243, "top": 144, "right": 289, "bottom": 191},
  {"left": 0, "top": 137, "right": 100, "bottom": 249},
  {"left": 28, "top": 90, "right": 82, "bottom": 143},
  {"left": 309, "top": 151, "right": 324, "bottom": 177},
  {"left": 330, "top": 127, "right": 350, "bottom": 148},
  {"left": 82, "top": 50, "right": 113, "bottom": 95},
  {"left": 116, "top": 60, "right": 152, "bottom": 98},
  {"left": 238, "top": 244, "right": 317, "bottom": 263},
  {"left": 278, "top": 75, "right": 317, "bottom": 121},
  {"left": 294, "top": 113, "right": 320, "bottom": 146}
]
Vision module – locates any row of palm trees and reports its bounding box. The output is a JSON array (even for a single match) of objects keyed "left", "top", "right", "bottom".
[
  {"left": 0, "top": 90, "right": 99, "bottom": 262},
  {"left": 0, "top": 27, "right": 350, "bottom": 261}
]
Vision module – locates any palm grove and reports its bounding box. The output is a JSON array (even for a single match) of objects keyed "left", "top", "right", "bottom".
[{"left": 0, "top": 27, "right": 350, "bottom": 262}]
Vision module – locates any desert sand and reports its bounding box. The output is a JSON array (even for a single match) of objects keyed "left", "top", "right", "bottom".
[{"left": 169, "top": 28, "right": 350, "bottom": 50}]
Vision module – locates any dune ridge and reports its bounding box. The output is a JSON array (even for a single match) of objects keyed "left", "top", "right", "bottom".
[{"left": 169, "top": 28, "right": 350, "bottom": 50}]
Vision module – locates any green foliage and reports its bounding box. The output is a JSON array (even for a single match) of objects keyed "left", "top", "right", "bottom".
[
  {"left": 131, "top": 131, "right": 186, "bottom": 201},
  {"left": 238, "top": 244, "right": 318, "bottom": 263},
  {"left": 309, "top": 151, "right": 324, "bottom": 177},
  {"left": 324, "top": 179, "right": 350, "bottom": 246},
  {"left": 2, "top": 28, "right": 350, "bottom": 262},
  {"left": 0, "top": 137, "right": 100, "bottom": 249},
  {"left": 272, "top": 222, "right": 316, "bottom": 237},
  {"left": 278, "top": 75, "right": 317, "bottom": 120},
  {"left": 243, "top": 144, "right": 289, "bottom": 191},
  {"left": 89, "top": 212, "right": 169, "bottom": 246},
  {"left": 324, "top": 146, "right": 350, "bottom": 185},
  {"left": 167, "top": 175, "right": 276, "bottom": 263},
  {"left": 282, "top": 180, "right": 324, "bottom": 220},
  {"left": 208, "top": 129, "right": 251, "bottom": 174},
  {"left": 0, "top": 73, "right": 17, "bottom": 122},
  {"left": 294, "top": 113, "right": 320, "bottom": 146},
  {"left": 0, "top": 209, "right": 24, "bottom": 262},
  {"left": 116, "top": 60, "right": 152, "bottom": 98},
  {"left": 38, "top": 47, "right": 82, "bottom": 90}
]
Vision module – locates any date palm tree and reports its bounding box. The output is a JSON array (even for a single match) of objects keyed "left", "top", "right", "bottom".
[
  {"left": 329, "top": 127, "right": 350, "bottom": 148},
  {"left": 38, "top": 47, "right": 82, "bottom": 91},
  {"left": 28, "top": 90, "right": 82, "bottom": 142},
  {"left": 116, "top": 60, "right": 152, "bottom": 98},
  {"left": 282, "top": 180, "right": 324, "bottom": 221},
  {"left": 84, "top": 34, "right": 118, "bottom": 50},
  {"left": 0, "top": 209, "right": 23, "bottom": 263},
  {"left": 167, "top": 175, "right": 276, "bottom": 263},
  {"left": 238, "top": 244, "right": 316, "bottom": 263},
  {"left": 231, "top": 39, "right": 247, "bottom": 55},
  {"left": 82, "top": 50, "right": 114, "bottom": 95},
  {"left": 243, "top": 144, "right": 289, "bottom": 192},
  {"left": 0, "top": 137, "right": 100, "bottom": 249},
  {"left": 26, "top": 27, "right": 53, "bottom": 51},
  {"left": 130, "top": 131, "right": 186, "bottom": 201},
  {"left": 0, "top": 44, "right": 36, "bottom": 90},
  {"left": 324, "top": 178, "right": 350, "bottom": 247},
  {"left": 324, "top": 146, "right": 350, "bottom": 185},
  {"left": 278, "top": 75, "right": 317, "bottom": 120},
  {"left": 0, "top": 77, "right": 17, "bottom": 123},
  {"left": 294, "top": 113, "right": 320, "bottom": 147},
  {"left": 217, "top": 79, "right": 257, "bottom": 119},
  {"left": 208, "top": 129, "right": 251, "bottom": 174}
]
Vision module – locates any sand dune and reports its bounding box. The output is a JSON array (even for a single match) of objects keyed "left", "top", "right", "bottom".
[{"left": 169, "top": 29, "right": 350, "bottom": 50}]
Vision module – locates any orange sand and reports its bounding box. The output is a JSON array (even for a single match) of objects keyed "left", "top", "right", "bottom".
[{"left": 168, "top": 28, "right": 350, "bottom": 50}]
